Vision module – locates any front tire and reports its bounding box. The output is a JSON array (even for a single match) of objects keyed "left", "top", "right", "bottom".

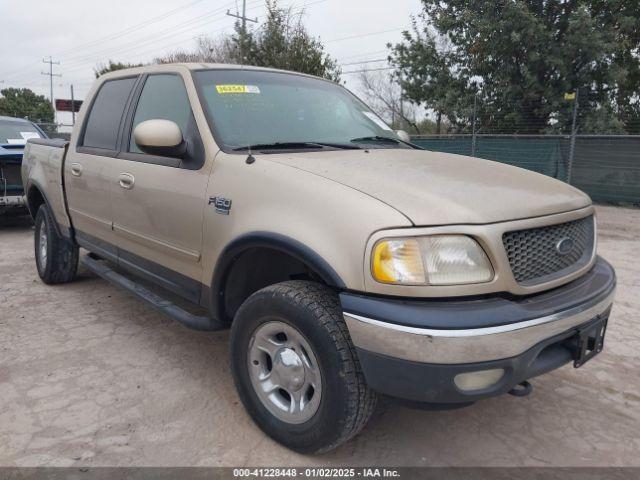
[
  {"left": 34, "top": 204, "right": 79, "bottom": 284},
  {"left": 230, "top": 281, "right": 377, "bottom": 454}
]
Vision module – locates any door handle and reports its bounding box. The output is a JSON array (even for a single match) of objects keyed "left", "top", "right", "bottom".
[
  {"left": 70, "top": 163, "right": 83, "bottom": 177},
  {"left": 118, "top": 173, "right": 135, "bottom": 190}
]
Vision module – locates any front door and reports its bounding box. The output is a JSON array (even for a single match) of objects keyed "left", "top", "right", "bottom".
[{"left": 110, "top": 73, "right": 211, "bottom": 302}]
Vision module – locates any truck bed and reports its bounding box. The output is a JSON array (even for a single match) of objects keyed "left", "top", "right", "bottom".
[{"left": 21, "top": 137, "right": 72, "bottom": 230}]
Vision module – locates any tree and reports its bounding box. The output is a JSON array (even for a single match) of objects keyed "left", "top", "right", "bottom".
[
  {"left": 0, "top": 88, "right": 54, "bottom": 123},
  {"left": 238, "top": 0, "right": 341, "bottom": 82},
  {"left": 152, "top": 1, "right": 340, "bottom": 81},
  {"left": 389, "top": 1, "right": 640, "bottom": 134},
  {"left": 358, "top": 69, "right": 422, "bottom": 133},
  {"left": 155, "top": 35, "right": 235, "bottom": 64},
  {"left": 94, "top": 60, "right": 144, "bottom": 78}
]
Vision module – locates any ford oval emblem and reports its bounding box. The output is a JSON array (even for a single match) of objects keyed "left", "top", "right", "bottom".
[{"left": 556, "top": 237, "right": 574, "bottom": 255}]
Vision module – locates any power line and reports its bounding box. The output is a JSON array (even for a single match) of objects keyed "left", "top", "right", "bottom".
[
  {"left": 61, "top": 1, "right": 247, "bottom": 66},
  {"left": 325, "top": 28, "right": 404, "bottom": 43},
  {"left": 1, "top": 0, "right": 210, "bottom": 80},
  {"left": 57, "top": 0, "right": 209, "bottom": 57},
  {"left": 337, "top": 49, "right": 388, "bottom": 61},
  {"left": 53, "top": 0, "right": 270, "bottom": 73},
  {"left": 342, "top": 66, "right": 394, "bottom": 75},
  {"left": 339, "top": 58, "right": 387, "bottom": 66},
  {"left": 55, "top": 0, "right": 318, "bottom": 76}
]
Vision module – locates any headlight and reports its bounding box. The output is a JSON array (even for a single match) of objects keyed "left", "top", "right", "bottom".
[{"left": 372, "top": 235, "right": 493, "bottom": 285}]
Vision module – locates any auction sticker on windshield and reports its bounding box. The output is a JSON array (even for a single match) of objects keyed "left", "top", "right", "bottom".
[{"left": 216, "top": 85, "right": 261, "bottom": 94}]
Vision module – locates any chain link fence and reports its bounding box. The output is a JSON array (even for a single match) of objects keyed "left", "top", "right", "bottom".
[{"left": 35, "top": 123, "right": 72, "bottom": 140}]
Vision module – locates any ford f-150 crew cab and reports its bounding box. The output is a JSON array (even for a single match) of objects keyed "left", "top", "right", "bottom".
[{"left": 22, "top": 64, "right": 616, "bottom": 453}]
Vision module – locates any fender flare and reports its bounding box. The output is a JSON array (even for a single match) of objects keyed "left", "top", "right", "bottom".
[{"left": 209, "top": 231, "right": 346, "bottom": 321}]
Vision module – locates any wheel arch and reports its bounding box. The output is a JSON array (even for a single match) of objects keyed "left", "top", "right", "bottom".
[
  {"left": 25, "top": 181, "right": 75, "bottom": 241},
  {"left": 209, "top": 232, "right": 346, "bottom": 323},
  {"left": 25, "top": 181, "right": 47, "bottom": 221}
]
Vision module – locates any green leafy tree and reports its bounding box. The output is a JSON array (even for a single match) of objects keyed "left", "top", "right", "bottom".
[
  {"left": 94, "top": 60, "right": 144, "bottom": 78},
  {"left": 235, "top": 0, "right": 341, "bottom": 82},
  {"left": 390, "top": 1, "right": 640, "bottom": 134},
  {"left": 0, "top": 88, "right": 54, "bottom": 123}
]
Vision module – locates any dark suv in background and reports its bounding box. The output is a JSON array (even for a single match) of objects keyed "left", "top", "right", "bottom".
[{"left": 0, "top": 116, "right": 47, "bottom": 215}]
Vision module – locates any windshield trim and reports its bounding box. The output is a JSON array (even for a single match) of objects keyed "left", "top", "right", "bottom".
[{"left": 190, "top": 68, "right": 417, "bottom": 155}]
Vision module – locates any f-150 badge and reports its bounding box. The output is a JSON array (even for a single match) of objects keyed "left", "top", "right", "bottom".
[{"left": 209, "top": 196, "right": 232, "bottom": 215}]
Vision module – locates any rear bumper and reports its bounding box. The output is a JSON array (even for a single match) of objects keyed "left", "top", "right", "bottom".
[{"left": 341, "top": 257, "right": 616, "bottom": 403}]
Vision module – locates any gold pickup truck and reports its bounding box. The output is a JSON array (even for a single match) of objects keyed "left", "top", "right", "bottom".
[{"left": 22, "top": 63, "right": 616, "bottom": 453}]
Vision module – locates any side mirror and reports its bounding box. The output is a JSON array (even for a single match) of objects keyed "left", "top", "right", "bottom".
[
  {"left": 133, "top": 119, "right": 186, "bottom": 157},
  {"left": 395, "top": 130, "right": 411, "bottom": 143}
]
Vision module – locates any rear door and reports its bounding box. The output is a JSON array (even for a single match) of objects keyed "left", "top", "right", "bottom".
[
  {"left": 110, "top": 72, "right": 212, "bottom": 302},
  {"left": 66, "top": 76, "right": 139, "bottom": 254}
]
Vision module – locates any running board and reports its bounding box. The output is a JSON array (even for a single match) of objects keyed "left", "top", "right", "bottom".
[{"left": 81, "top": 253, "right": 225, "bottom": 331}]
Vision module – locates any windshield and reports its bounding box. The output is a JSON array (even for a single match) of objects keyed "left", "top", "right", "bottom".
[
  {"left": 0, "top": 120, "right": 42, "bottom": 144},
  {"left": 193, "top": 69, "right": 409, "bottom": 151}
]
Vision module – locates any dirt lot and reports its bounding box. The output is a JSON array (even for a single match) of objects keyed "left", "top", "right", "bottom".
[{"left": 0, "top": 205, "right": 639, "bottom": 467}]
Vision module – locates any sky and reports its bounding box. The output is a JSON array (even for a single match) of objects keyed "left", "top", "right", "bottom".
[{"left": 0, "top": 0, "right": 423, "bottom": 128}]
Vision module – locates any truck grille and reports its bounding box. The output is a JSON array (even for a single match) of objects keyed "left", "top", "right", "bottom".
[
  {"left": 1, "top": 158, "right": 24, "bottom": 196},
  {"left": 502, "top": 215, "right": 595, "bottom": 285}
]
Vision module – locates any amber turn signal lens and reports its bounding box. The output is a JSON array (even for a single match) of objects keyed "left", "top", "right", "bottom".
[{"left": 372, "top": 239, "right": 426, "bottom": 284}]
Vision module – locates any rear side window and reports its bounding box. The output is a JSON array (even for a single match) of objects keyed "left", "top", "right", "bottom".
[
  {"left": 128, "top": 74, "right": 191, "bottom": 153},
  {"left": 82, "top": 77, "right": 137, "bottom": 150}
]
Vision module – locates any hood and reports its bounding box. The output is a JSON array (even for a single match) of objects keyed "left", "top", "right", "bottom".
[
  {"left": 263, "top": 149, "right": 591, "bottom": 226},
  {"left": 0, "top": 144, "right": 25, "bottom": 157}
]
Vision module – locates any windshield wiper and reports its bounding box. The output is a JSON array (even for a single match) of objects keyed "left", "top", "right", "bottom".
[
  {"left": 350, "top": 135, "right": 401, "bottom": 145},
  {"left": 232, "top": 141, "right": 360, "bottom": 151}
]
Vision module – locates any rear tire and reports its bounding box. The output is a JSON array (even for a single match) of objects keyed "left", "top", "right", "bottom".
[
  {"left": 34, "top": 204, "right": 79, "bottom": 284},
  {"left": 230, "top": 280, "right": 377, "bottom": 454}
]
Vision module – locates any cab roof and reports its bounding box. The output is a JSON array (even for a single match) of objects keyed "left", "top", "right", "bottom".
[{"left": 97, "top": 63, "right": 328, "bottom": 83}]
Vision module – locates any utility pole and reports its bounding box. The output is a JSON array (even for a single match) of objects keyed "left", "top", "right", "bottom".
[
  {"left": 42, "top": 56, "right": 61, "bottom": 120},
  {"left": 226, "top": 0, "right": 257, "bottom": 63},
  {"left": 566, "top": 89, "right": 579, "bottom": 184}
]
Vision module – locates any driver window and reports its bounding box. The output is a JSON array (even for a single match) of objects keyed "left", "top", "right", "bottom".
[{"left": 129, "top": 74, "right": 191, "bottom": 153}]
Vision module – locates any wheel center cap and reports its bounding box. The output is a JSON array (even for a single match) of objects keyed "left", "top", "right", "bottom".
[{"left": 274, "top": 348, "right": 305, "bottom": 391}]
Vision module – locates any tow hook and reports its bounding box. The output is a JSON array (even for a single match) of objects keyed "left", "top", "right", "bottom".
[{"left": 508, "top": 380, "right": 533, "bottom": 397}]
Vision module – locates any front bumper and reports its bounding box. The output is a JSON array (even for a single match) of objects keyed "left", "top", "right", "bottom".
[
  {"left": 0, "top": 194, "right": 26, "bottom": 213},
  {"left": 0, "top": 195, "right": 25, "bottom": 207},
  {"left": 341, "top": 257, "right": 616, "bottom": 404}
]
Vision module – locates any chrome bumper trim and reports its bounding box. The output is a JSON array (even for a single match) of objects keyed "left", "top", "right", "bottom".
[{"left": 344, "top": 288, "right": 615, "bottom": 364}]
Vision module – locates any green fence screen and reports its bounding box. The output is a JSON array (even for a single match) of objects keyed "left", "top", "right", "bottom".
[{"left": 411, "top": 135, "right": 640, "bottom": 204}]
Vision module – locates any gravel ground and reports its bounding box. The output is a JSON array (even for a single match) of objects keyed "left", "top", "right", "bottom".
[{"left": 0, "top": 205, "right": 639, "bottom": 467}]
